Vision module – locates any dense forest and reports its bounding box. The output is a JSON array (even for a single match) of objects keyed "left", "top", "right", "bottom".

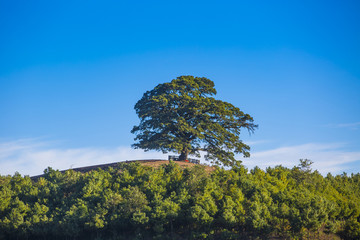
[{"left": 1, "top": 161, "right": 360, "bottom": 239}]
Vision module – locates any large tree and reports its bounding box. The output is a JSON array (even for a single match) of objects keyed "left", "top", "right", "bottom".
[{"left": 131, "top": 76, "right": 257, "bottom": 166}]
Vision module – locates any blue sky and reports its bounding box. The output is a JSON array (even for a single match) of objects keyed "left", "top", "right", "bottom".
[{"left": 1, "top": 0, "right": 359, "bottom": 176}]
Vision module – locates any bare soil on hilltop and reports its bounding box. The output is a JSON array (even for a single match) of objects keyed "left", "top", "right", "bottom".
[
  {"left": 31, "top": 160, "right": 216, "bottom": 180},
  {"left": 139, "top": 160, "right": 216, "bottom": 173}
]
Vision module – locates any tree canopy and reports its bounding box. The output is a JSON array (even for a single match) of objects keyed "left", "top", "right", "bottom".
[
  {"left": 131, "top": 75, "right": 257, "bottom": 166},
  {"left": 1, "top": 161, "right": 360, "bottom": 239}
]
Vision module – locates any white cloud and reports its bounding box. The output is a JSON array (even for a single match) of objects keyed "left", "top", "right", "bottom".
[
  {"left": 243, "top": 143, "right": 360, "bottom": 175},
  {"left": 0, "top": 138, "right": 45, "bottom": 159},
  {"left": 0, "top": 139, "right": 167, "bottom": 176},
  {"left": 245, "top": 140, "right": 270, "bottom": 146},
  {"left": 326, "top": 122, "right": 360, "bottom": 130},
  {"left": 1, "top": 139, "right": 360, "bottom": 177}
]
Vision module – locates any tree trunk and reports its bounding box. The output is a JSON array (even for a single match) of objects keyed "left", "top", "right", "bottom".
[
  {"left": 179, "top": 149, "right": 189, "bottom": 161},
  {"left": 170, "top": 220, "right": 174, "bottom": 238}
]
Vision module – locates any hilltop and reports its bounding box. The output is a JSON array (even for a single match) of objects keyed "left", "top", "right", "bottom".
[{"left": 31, "top": 159, "right": 215, "bottom": 180}]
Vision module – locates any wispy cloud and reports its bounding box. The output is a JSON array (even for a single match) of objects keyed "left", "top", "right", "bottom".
[
  {"left": 245, "top": 140, "right": 270, "bottom": 146},
  {"left": 326, "top": 122, "right": 360, "bottom": 130},
  {"left": 1, "top": 139, "right": 360, "bottom": 176},
  {"left": 0, "top": 139, "right": 167, "bottom": 176},
  {"left": 243, "top": 143, "right": 360, "bottom": 175}
]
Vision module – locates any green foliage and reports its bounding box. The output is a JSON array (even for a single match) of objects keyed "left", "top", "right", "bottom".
[
  {"left": 0, "top": 160, "right": 359, "bottom": 239},
  {"left": 131, "top": 75, "right": 257, "bottom": 166}
]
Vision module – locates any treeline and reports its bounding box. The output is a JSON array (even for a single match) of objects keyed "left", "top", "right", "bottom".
[{"left": 0, "top": 161, "right": 360, "bottom": 239}]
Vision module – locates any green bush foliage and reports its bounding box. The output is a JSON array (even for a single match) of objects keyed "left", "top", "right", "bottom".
[{"left": 0, "top": 161, "right": 359, "bottom": 239}]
